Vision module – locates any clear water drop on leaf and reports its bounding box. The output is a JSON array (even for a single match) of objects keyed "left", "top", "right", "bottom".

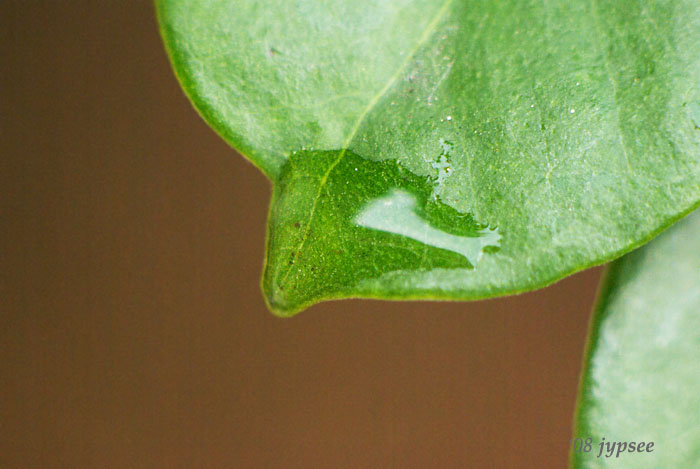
[{"left": 263, "top": 149, "right": 499, "bottom": 315}]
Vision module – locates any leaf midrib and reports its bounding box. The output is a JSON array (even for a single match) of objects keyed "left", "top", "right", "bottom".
[{"left": 276, "top": 0, "right": 454, "bottom": 289}]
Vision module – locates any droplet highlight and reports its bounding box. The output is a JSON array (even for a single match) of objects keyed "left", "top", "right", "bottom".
[{"left": 355, "top": 189, "right": 500, "bottom": 267}]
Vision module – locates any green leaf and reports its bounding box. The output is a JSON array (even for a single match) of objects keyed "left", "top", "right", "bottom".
[
  {"left": 572, "top": 210, "right": 700, "bottom": 468},
  {"left": 156, "top": 0, "right": 700, "bottom": 315}
]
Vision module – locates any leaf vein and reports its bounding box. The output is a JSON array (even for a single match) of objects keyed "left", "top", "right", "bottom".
[{"left": 277, "top": 0, "right": 454, "bottom": 288}]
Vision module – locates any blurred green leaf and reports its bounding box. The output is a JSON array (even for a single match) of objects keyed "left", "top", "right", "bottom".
[{"left": 572, "top": 210, "right": 700, "bottom": 467}]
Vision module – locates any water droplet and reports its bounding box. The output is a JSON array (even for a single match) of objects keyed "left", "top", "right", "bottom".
[
  {"left": 355, "top": 190, "right": 500, "bottom": 266},
  {"left": 266, "top": 149, "right": 502, "bottom": 310},
  {"left": 432, "top": 153, "right": 451, "bottom": 184},
  {"left": 439, "top": 138, "right": 452, "bottom": 155}
]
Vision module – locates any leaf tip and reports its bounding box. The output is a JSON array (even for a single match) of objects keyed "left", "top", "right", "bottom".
[{"left": 261, "top": 277, "right": 308, "bottom": 318}]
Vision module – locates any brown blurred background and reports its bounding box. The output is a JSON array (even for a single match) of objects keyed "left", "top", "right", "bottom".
[{"left": 1, "top": 2, "right": 601, "bottom": 467}]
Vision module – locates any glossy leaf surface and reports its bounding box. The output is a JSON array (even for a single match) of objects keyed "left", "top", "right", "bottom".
[
  {"left": 572, "top": 210, "right": 700, "bottom": 468},
  {"left": 157, "top": 0, "right": 700, "bottom": 314}
]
